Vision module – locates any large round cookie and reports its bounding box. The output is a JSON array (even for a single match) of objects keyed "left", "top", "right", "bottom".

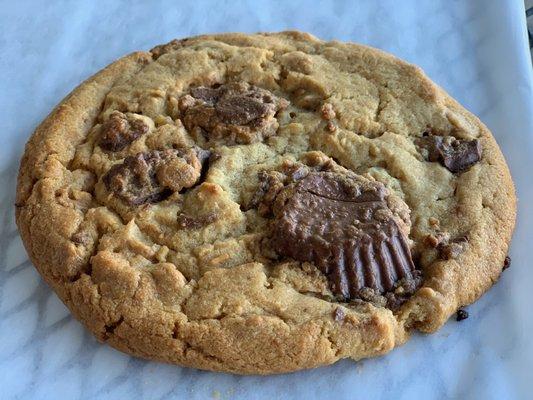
[{"left": 16, "top": 32, "right": 516, "bottom": 374}]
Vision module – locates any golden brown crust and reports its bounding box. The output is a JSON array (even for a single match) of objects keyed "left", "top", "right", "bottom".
[{"left": 16, "top": 31, "right": 516, "bottom": 374}]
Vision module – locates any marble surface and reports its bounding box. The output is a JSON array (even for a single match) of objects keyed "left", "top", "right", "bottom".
[{"left": 1, "top": 1, "right": 532, "bottom": 399}]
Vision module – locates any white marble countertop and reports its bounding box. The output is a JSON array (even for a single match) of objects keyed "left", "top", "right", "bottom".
[{"left": 1, "top": 1, "right": 532, "bottom": 399}]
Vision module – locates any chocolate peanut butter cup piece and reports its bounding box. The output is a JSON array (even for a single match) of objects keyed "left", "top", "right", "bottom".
[
  {"left": 271, "top": 172, "right": 419, "bottom": 301},
  {"left": 417, "top": 134, "right": 482, "bottom": 173},
  {"left": 103, "top": 148, "right": 204, "bottom": 205},
  {"left": 98, "top": 112, "right": 149, "bottom": 152},
  {"left": 179, "top": 81, "right": 288, "bottom": 144}
]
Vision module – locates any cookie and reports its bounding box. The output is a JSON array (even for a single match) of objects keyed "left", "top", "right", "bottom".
[{"left": 16, "top": 31, "right": 516, "bottom": 374}]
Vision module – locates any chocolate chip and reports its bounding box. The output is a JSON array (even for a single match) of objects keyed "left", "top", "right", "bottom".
[
  {"left": 177, "top": 212, "right": 217, "bottom": 229},
  {"left": 456, "top": 309, "right": 469, "bottom": 321},
  {"left": 416, "top": 134, "right": 482, "bottom": 173},
  {"left": 333, "top": 307, "right": 345, "bottom": 322},
  {"left": 179, "top": 81, "right": 289, "bottom": 144},
  {"left": 271, "top": 172, "right": 420, "bottom": 302},
  {"left": 503, "top": 256, "right": 511, "bottom": 270},
  {"left": 98, "top": 113, "right": 149, "bottom": 152},
  {"left": 103, "top": 149, "right": 202, "bottom": 205}
]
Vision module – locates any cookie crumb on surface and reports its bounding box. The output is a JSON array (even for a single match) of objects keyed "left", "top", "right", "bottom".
[
  {"left": 503, "top": 256, "right": 511, "bottom": 270},
  {"left": 456, "top": 309, "right": 469, "bottom": 321}
]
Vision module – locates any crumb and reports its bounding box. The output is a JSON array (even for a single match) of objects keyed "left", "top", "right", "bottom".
[
  {"left": 456, "top": 309, "right": 469, "bottom": 321},
  {"left": 503, "top": 256, "right": 511, "bottom": 270}
]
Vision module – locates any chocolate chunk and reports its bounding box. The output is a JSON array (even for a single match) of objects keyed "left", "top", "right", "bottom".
[
  {"left": 271, "top": 172, "right": 420, "bottom": 301},
  {"left": 103, "top": 149, "right": 202, "bottom": 205},
  {"left": 179, "top": 81, "right": 289, "bottom": 144},
  {"left": 456, "top": 309, "right": 469, "bottom": 321},
  {"left": 177, "top": 212, "right": 217, "bottom": 229},
  {"left": 98, "top": 113, "right": 149, "bottom": 152},
  {"left": 416, "top": 134, "right": 482, "bottom": 173},
  {"left": 438, "top": 237, "right": 468, "bottom": 260},
  {"left": 503, "top": 256, "right": 511, "bottom": 270}
]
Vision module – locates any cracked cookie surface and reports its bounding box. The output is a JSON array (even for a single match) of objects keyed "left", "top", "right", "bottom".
[{"left": 16, "top": 31, "right": 516, "bottom": 374}]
